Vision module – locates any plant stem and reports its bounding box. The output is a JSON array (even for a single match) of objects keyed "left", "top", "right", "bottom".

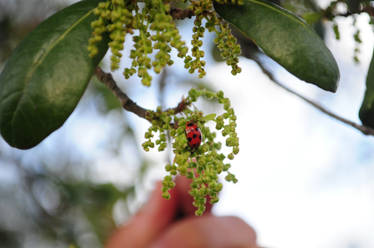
[
  {"left": 94, "top": 67, "right": 190, "bottom": 122},
  {"left": 253, "top": 57, "right": 374, "bottom": 136}
]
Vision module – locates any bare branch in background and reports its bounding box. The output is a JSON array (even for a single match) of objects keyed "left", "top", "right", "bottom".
[
  {"left": 169, "top": 8, "right": 195, "bottom": 19},
  {"left": 252, "top": 57, "right": 374, "bottom": 136},
  {"left": 95, "top": 67, "right": 190, "bottom": 122},
  {"left": 322, "top": 1, "right": 374, "bottom": 19}
]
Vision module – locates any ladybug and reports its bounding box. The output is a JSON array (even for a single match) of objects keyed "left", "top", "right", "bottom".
[{"left": 185, "top": 121, "right": 202, "bottom": 149}]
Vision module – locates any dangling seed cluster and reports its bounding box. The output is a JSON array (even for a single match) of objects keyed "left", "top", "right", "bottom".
[
  {"left": 88, "top": 0, "right": 242, "bottom": 86},
  {"left": 142, "top": 88, "right": 239, "bottom": 216}
]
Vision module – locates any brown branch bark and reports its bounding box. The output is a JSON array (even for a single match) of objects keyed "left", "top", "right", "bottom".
[
  {"left": 95, "top": 67, "right": 149, "bottom": 119},
  {"left": 253, "top": 57, "right": 374, "bottom": 136},
  {"left": 323, "top": 3, "right": 374, "bottom": 19},
  {"left": 170, "top": 8, "right": 195, "bottom": 19},
  {"left": 94, "top": 67, "right": 190, "bottom": 122}
]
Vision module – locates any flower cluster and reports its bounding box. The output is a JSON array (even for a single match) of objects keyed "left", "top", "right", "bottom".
[
  {"left": 88, "top": 0, "right": 188, "bottom": 86},
  {"left": 88, "top": 0, "right": 242, "bottom": 86},
  {"left": 332, "top": 18, "right": 362, "bottom": 63},
  {"left": 352, "top": 18, "right": 362, "bottom": 63},
  {"left": 142, "top": 88, "right": 239, "bottom": 216},
  {"left": 325, "top": 0, "right": 364, "bottom": 63},
  {"left": 184, "top": 0, "right": 242, "bottom": 77}
]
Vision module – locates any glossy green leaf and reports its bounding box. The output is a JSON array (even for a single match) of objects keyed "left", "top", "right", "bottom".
[
  {"left": 214, "top": 0, "right": 339, "bottom": 92},
  {"left": 0, "top": 0, "right": 108, "bottom": 149},
  {"left": 359, "top": 48, "right": 374, "bottom": 128},
  {"left": 280, "top": 0, "right": 325, "bottom": 38}
]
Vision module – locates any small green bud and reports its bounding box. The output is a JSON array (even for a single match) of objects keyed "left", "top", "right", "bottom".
[
  {"left": 162, "top": 192, "right": 171, "bottom": 199},
  {"left": 228, "top": 153, "right": 234, "bottom": 160}
]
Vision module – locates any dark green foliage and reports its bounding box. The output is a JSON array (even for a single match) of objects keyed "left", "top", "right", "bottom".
[
  {"left": 0, "top": 0, "right": 108, "bottom": 149},
  {"left": 214, "top": 0, "right": 340, "bottom": 92},
  {"left": 359, "top": 48, "right": 374, "bottom": 127}
]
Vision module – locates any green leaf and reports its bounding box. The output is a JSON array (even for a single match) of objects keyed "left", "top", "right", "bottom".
[
  {"left": 281, "top": 0, "right": 319, "bottom": 16},
  {"left": 0, "top": 0, "right": 108, "bottom": 149},
  {"left": 359, "top": 48, "right": 374, "bottom": 128},
  {"left": 302, "top": 12, "right": 322, "bottom": 25},
  {"left": 214, "top": 0, "right": 339, "bottom": 92}
]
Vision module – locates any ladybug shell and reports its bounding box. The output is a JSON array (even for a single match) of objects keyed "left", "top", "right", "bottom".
[{"left": 185, "top": 121, "right": 202, "bottom": 149}]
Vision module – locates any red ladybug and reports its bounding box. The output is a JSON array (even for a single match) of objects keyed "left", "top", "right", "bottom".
[{"left": 185, "top": 121, "right": 202, "bottom": 149}]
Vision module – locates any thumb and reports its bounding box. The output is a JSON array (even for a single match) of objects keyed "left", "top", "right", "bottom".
[{"left": 105, "top": 181, "right": 178, "bottom": 248}]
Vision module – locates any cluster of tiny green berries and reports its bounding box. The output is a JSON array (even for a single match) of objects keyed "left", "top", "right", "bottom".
[
  {"left": 184, "top": 15, "right": 206, "bottom": 78},
  {"left": 352, "top": 17, "right": 362, "bottom": 64},
  {"left": 142, "top": 88, "right": 239, "bottom": 215},
  {"left": 328, "top": 1, "right": 364, "bottom": 64},
  {"left": 184, "top": 0, "right": 242, "bottom": 77},
  {"left": 88, "top": 0, "right": 187, "bottom": 86},
  {"left": 88, "top": 0, "right": 242, "bottom": 86},
  {"left": 332, "top": 22, "right": 340, "bottom": 40},
  {"left": 214, "top": 21, "right": 242, "bottom": 75},
  {"left": 212, "top": 0, "right": 243, "bottom": 76},
  {"left": 332, "top": 18, "right": 363, "bottom": 63}
]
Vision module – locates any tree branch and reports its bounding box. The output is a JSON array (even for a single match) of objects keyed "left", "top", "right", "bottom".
[
  {"left": 94, "top": 67, "right": 190, "bottom": 122},
  {"left": 170, "top": 7, "right": 195, "bottom": 19},
  {"left": 252, "top": 57, "right": 374, "bottom": 136},
  {"left": 322, "top": 2, "right": 374, "bottom": 19},
  {"left": 95, "top": 67, "right": 149, "bottom": 119}
]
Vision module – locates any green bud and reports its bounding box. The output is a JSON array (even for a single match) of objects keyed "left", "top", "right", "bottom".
[{"left": 162, "top": 192, "right": 171, "bottom": 199}]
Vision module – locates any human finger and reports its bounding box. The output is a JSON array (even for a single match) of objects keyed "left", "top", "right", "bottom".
[
  {"left": 150, "top": 215, "right": 257, "bottom": 248},
  {"left": 105, "top": 181, "right": 177, "bottom": 248}
]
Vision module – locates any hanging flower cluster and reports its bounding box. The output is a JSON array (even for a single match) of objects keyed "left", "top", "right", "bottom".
[
  {"left": 142, "top": 88, "right": 239, "bottom": 216},
  {"left": 88, "top": 0, "right": 242, "bottom": 86},
  {"left": 88, "top": 0, "right": 242, "bottom": 216}
]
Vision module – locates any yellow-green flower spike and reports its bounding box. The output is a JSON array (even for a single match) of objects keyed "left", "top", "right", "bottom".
[
  {"left": 88, "top": 0, "right": 242, "bottom": 86},
  {"left": 142, "top": 88, "right": 239, "bottom": 216}
]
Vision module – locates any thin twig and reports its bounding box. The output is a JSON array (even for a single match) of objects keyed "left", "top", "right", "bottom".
[
  {"left": 322, "top": 2, "right": 374, "bottom": 19},
  {"left": 253, "top": 57, "right": 374, "bottom": 136},
  {"left": 95, "top": 67, "right": 149, "bottom": 119},
  {"left": 94, "top": 67, "right": 190, "bottom": 122},
  {"left": 170, "top": 8, "right": 195, "bottom": 19}
]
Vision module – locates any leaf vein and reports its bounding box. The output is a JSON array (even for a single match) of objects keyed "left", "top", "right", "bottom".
[
  {"left": 248, "top": 0, "right": 307, "bottom": 27},
  {"left": 10, "top": 9, "right": 94, "bottom": 136}
]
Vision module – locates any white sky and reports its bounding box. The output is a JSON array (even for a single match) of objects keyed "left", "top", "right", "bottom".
[{"left": 210, "top": 14, "right": 374, "bottom": 248}]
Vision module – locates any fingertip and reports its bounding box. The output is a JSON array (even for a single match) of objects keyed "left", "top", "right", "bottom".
[
  {"left": 222, "top": 216, "right": 257, "bottom": 243},
  {"left": 105, "top": 180, "right": 178, "bottom": 248},
  {"left": 149, "top": 215, "right": 258, "bottom": 248}
]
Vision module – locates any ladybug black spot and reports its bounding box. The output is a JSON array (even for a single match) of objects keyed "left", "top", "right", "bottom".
[
  {"left": 187, "top": 123, "right": 194, "bottom": 127},
  {"left": 199, "top": 134, "right": 201, "bottom": 139},
  {"left": 188, "top": 137, "right": 192, "bottom": 142},
  {"left": 193, "top": 134, "right": 197, "bottom": 138}
]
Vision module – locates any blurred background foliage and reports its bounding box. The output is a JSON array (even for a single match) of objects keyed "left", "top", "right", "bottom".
[
  {"left": 0, "top": 1, "right": 148, "bottom": 247},
  {"left": 0, "top": 1, "right": 221, "bottom": 247},
  {"left": 0, "top": 0, "right": 352, "bottom": 247}
]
